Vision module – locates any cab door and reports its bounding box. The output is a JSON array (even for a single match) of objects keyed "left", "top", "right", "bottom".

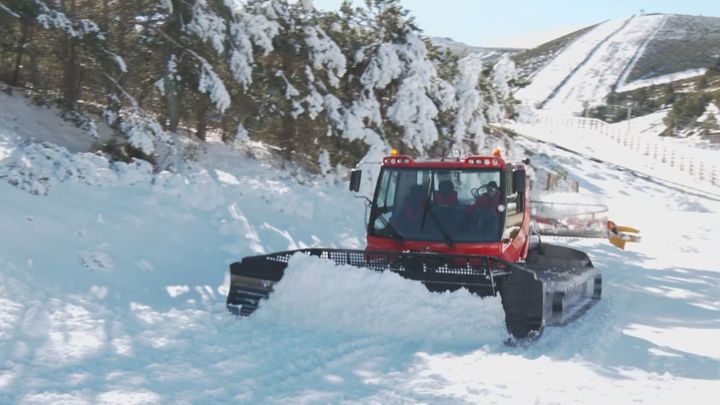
[{"left": 501, "top": 167, "right": 529, "bottom": 261}]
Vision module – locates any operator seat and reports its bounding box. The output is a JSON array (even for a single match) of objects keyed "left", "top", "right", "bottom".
[
  {"left": 434, "top": 180, "right": 458, "bottom": 206},
  {"left": 392, "top": 185, "right": 426, "bottom": 234}
]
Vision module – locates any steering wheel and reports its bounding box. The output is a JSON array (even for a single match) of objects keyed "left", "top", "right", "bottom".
[{"left": 471, "top": 184, "right": 492, "bottom": 199}]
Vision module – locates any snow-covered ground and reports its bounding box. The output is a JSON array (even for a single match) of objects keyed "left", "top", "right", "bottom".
[
  {"left": 0, "top": 91, "right": 113, "bottom": 153},
  {"left": 510, "top": 111, "right": 720, "bottom": 194},
  {"left": 2, "top": 93, "right": 720, "bottom": 403}
]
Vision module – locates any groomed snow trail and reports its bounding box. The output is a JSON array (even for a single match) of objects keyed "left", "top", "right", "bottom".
[
  {"left": 543, "top": 14, "right": 666, "bottom": 112},
  {"left": 516, "top": 18, "right": 629, "bottom": 107},
  {"left": 517, "top": 15, "right": 667, "bottom": 113}
]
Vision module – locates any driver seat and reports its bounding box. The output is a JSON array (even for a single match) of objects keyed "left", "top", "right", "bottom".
[{"left": 434, "top": 180, "right": 457, "bottom": 206}]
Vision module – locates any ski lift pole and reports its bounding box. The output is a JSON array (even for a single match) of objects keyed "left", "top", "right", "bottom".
[{"left": 626, "top": 101, "right": 633, "bottom": 134}]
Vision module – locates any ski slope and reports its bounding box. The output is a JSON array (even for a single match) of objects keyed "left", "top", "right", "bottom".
[
  {"left": 517, "top": 15, "right": 667, "bottom": 113},
  {"left": 543, "top": 14, "right": 666, "bottom": 112},
  {"left": 2, "top": 94, "right": 720, "bottom": 403}
]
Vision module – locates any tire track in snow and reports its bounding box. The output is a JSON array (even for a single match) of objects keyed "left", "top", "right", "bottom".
[
  {"left": 155, "top": 322, "right": 395, "bottom": 402},
  {"left": 250, "top": 335, "right": 383, "bottom": 399}
]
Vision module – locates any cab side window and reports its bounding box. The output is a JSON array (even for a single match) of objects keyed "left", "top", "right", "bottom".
[{"left": 503, "top": 168, "right": 523, "bottom": 240}]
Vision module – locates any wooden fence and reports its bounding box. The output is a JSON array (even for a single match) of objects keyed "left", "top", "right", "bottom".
[{"left": 533, "top": 114, "right": 719, "bottom": 187}]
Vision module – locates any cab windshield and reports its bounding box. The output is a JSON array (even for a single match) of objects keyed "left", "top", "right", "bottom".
[{"left": 370, "top": 167, "right": 504, "bottom": 243}]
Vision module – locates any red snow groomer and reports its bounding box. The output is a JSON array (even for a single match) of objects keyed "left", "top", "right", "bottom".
[{"left": 226, "top": 150, "right": 602, "bottom": 339}]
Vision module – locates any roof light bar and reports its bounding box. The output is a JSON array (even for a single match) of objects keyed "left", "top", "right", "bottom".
[
  {"left": 383, "top": 156, "right": 414, "bottom": 166},
  {"left": 463, "top": 155, "right": 504, "bottom": 167}
]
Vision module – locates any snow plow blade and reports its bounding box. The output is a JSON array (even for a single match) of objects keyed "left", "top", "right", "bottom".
[{"left": 226, "top": 247, "right": 600, "bottom": 340}]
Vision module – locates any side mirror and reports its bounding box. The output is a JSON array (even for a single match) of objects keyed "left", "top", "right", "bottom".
[
  {"left": 512, "top": 170, "right": 526, "bottom": 193},
  {"left": 349, "top": 169, "right": 362, "bottom": 192}
]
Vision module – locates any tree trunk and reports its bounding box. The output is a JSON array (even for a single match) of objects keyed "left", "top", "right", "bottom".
[
  {"left": 101, "top": 0, "right": 110, "bottom": 31},
  {"left": 61, "top": 0, "right": 81, "bottom": 110},
  {"left": 162, "top": 1, "right": 186, "bottom": 132},
  {"left": 29, "top": 52, "right": 39, "bottom": 89},
  {"left": 62, "top": 39, "right": 80, "bottom": 109},
  {"left": 104, "top": 0, "right": 131, "bottom": 129},
  {"left": 280, "top": 115, "right": 296, "bottom": 161},
  {"left": 195, "top": 95, "right": 209, "bottom": 141},
  {"left": 220, "top": 115, "right": 232, "bottom": 143},
  {"left": 117, "top": 1, "right": 129, "bottom": 61},
  {"left": 11, "top": 19, "right": 33, "bottom": 87},
  {"left": 164, "top": 72, "right": 180, "bottom": 132}
]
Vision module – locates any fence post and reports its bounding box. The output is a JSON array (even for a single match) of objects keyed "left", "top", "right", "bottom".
[{"left": 546, "top": 173, "right": 552, "bottom": 191}]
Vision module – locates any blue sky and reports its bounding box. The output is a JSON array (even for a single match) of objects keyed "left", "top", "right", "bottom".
[{"left": 312, "top": 0, "right": 720, "bottom": 48}]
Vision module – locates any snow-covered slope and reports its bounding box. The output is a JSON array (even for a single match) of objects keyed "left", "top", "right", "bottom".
[
  {"left": 515, "top": 17, "right": 632, "bottom": 109},
  {"left": 431, "top": 37, "right": 521, "bottom": 62},
  {"left": 0, "top": 91, "right": 113, "bottom": 152},
  {"left": 516, "top": 13, "right": 720, "bottom": 113},
  {"left": 2, "top": 94, "right": 720, "bottom": 403},
  {"left": 543, "top": 14, "right": 666, "bottom": 111}
]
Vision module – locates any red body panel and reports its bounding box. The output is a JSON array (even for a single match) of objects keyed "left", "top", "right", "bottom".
[
  {"left": 366, "top": 235, "right": 503, "bottom": 256},
  {"left": 504, "top": 198, "right": 531, "bottom": 261},
  {"left": 365, "top": 199, "right": 530, "bottom": 262}
]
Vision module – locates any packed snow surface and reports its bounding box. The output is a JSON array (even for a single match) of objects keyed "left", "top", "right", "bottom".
[{"left": 2, "top": 94, "right": 720, "bottom": 403}]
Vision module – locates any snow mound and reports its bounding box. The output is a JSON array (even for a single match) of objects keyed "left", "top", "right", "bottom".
[
  {"left": 0, "top": 141, "right": 151, "bottom": 195},
  {"left": 253, "top": 254, "right": 507, "bottom": 343}
]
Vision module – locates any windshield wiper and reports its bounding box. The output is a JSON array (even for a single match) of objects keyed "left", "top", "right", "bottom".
[
  {"left": 427, "top": 207, "right": 455, "bottom": 248},
  {"left": 419, "top": 173, "right": 455, "bottom": 248},
  {"left": 374, "top": 206, "right": 404, "bottom": 242}
]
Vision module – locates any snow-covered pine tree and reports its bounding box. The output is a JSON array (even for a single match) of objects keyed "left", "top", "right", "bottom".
[
  {"left": 451, "top": 53, "right": 487, "bottom": 152},
  {"left": 489, "top": 54, "right": 518, "bottom": 121},
  {"left": 221, "top": 0, "right": 352, "bottom": 171},
  {"left": 152, "top": 0, "right": 230, "bottom": 140},
  {"left": 351, "top": 0, "right": 455, "bottom": 155}
]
